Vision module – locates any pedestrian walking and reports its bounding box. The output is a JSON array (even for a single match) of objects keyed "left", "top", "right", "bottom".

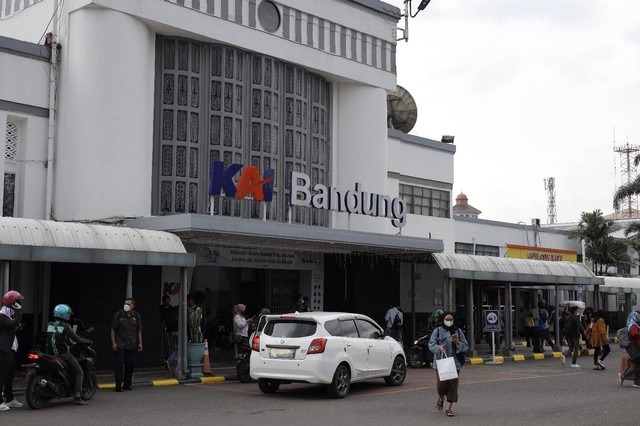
[
  {"left": 111, "top": 298, "right": 143, "bottom": 392},
  {"left": 46, "top": 304, "right": 92, "bottom": 405},
  {"left": 428, "top": 311, "right": 469, "bottom": 418},
  {"left": 232, "top": 304, "right": 253, "bottom": 348},
  {"left": 520, "top": 306, "right": 535, "bottom": 347},
  {"left": 384, "top": 301, "right": 403, "bottom": 344},
  {"left": 620, "top": 310, "right": 640, "bottom": 386},
  {"left": 537, "top": 302, "right": 554, "bottom": 350},
  {"left": 561, "top": 305, "right": 584, "bottom": 368},
  {"left": 585, "top": 309, "right": 610, "bottom": 370},
  {"left": 0, "top": 291, "right": 24, "bottom": 411},
  {"left": 159, "top": 295, "right": 178, "bottom": 370}
]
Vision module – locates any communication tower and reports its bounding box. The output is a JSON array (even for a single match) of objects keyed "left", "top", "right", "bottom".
[
  {"left": 544, "top": 178, "right": 557, "bottom": 224},
  {"left": 613, "top": 142, "right": 640, "bottom": 218}
]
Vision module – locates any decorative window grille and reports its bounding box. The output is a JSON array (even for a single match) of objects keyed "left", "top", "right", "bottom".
[
  {"left": 3, "top": 121, "right": 18, "bottom": 217},
  {"left": 155, "top": 37, "right": 331, "bottom": 226},
  {"left": 5, "top": 122, "right": 18, "bottom": 160}
]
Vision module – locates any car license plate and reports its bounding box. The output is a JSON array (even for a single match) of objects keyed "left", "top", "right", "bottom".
[{"left": 269, "top": 348, "right": 295, "bottom": 359}]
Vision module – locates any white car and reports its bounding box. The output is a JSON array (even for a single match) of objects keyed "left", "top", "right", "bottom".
[{"left": 249, "top": 312, "right": 406, "bottom": 398}]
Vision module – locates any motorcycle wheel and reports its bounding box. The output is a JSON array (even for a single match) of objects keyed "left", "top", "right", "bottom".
[
  {"left": 236, "top": 358, "right": 253, "bottom": 383},
  {"left": 81, "top": 371, "right": 98, "bottom": 400},
  {"left": 25, "top": 375, "right": 51, "bottom": 409},
  {"left": 407, "top": 347, "right": 423, "bottom": 368}
]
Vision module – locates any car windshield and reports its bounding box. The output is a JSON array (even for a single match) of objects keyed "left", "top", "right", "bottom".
[{"left": 264, "top": 320, "right": 317, "bottom": 338}]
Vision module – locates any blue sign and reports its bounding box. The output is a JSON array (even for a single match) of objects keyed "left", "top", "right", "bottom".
[{"left": 484, "top": 310, "right": 500, "bottom": 332}]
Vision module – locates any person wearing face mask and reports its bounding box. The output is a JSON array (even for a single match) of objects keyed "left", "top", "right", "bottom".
[
  {"left": 111, "top": 298, "right": 143, "bottom": 392},
  {"left": 0, "top": 291, "right": 24, "bottom": 411},
  {"left": 428, "top": 311, "right": 469, "bottom": 418}
]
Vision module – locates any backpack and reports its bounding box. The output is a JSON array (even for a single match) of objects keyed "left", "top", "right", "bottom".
[
  {"left": 618, "top": 327, "right": 632, "bottom": 349},
  {"left": 564, "top": 315, "right": 578, "bottom": 337},
  {"left": 391, "top": 313, "right": 402, "bottom": 330}
]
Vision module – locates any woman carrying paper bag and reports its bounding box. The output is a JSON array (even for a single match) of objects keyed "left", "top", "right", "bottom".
[{"left": 428, "top": 311, "right": 469, "bottom": 417}]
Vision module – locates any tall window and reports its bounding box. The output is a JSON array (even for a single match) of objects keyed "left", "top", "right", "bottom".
[
  {"left": 3, "top": 121, "right": 18, "bottom": 217},
  {"left": 155, "top": 37, "right": 331, "bottom": 226},
  {"left": 399, "top": 184, "right": 450, "bottom": 218}
]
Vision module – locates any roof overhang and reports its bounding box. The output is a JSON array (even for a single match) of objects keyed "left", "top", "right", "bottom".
[
  {"left": 0, "top": 217, "right": 195, "bottom": 267},
  {"left": 598, "top": 276, "right": 640, "bottom": 293},
  {"left": 433, "top": 253, "right": 603, "bottom": 286},
  {"left": 124, "top": 214, "right": 444, "bottom": 259}
]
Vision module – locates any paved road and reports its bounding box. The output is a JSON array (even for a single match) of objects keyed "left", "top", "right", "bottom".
[{"left": 2, "top": 349, "right": 635, "bottom": 425}]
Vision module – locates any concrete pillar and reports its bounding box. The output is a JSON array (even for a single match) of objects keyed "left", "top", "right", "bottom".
[{"left": 468, "top": 280, "right": 476, "bottom": 357}]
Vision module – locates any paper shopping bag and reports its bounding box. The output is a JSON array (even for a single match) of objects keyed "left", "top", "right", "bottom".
[{"left": 436, "top": 354, "right": 459, "bottom": 381}]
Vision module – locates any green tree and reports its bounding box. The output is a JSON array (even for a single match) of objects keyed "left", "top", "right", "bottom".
[
  {"left": 613, "top": 154, "right": 640, "bottom": 211},
  {"left": 568, "top": 210, "right": 626, "bottom": 275}
]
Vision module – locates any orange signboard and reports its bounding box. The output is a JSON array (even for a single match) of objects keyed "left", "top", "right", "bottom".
[{"left": 506, "top": 244, "right": 577, "bottom": 262}]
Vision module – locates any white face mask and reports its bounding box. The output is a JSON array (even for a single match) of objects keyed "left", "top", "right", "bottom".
[
  {"left": 444, "top": 320, "right": 454, "bottom": 327},
  {"left": 123, "top": 304, "right": 131, "bottom": 312}
]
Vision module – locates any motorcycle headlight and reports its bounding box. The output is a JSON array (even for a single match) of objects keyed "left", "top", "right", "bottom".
[{"left": 413, "top": 340, "right": 418, "bottom": 345}]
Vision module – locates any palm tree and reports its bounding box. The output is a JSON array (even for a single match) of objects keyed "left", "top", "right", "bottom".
[{"left": 568, "top": 210, "right": 624, "bottom": 275}]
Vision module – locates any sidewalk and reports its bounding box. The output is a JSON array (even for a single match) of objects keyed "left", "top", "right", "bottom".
[
  {"left": 12, "top": 340, "right": 620, "bottom": 394},
  {"left": 466, "top": 339, "right": 621, "bottom": 365},
  {"left": 12, "top": 348, "right": 239, "bottom": 396}
]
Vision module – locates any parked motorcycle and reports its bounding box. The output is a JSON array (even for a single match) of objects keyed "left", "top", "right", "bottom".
[
  {"left": 22, "top": 326, "right": 98, "bottom": 409},
  {"left": 407, "top": 333, "right": 433, "bottom": 368},
  {"left": 235, "top": 338, "right": 253, "bottom": 383}
]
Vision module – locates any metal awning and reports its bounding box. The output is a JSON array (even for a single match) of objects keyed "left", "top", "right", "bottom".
[
  {"left": 433, "top": 253, "right": 603, "bottom": 286},
  {"left": 0, "top": 217, "right": 195, "bottom": 267},
  {"left": 124, "top": 214, "right": 443, "bottom": 257},
  {"left": 599, "top": 276, "right": 640, "bottom": 293}
]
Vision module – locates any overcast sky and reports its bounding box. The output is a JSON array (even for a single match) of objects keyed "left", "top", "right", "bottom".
[{"left": 393, "top": 0, "right": 640, "bottom": 224}]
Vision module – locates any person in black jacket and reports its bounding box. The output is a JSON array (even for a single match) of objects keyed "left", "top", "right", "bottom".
[
  {"left": 0, "top": 290, "right": 24, "bottom": 411},
  {"left": 46, "top": 304, "right": 93, "bottom": 405}
]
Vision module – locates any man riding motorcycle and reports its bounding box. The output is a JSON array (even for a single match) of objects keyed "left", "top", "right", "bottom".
[{"left": 45, "top": 304, "right": 93, "bottom": 405}]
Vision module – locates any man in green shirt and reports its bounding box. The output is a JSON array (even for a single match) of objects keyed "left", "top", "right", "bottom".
[{"left": 110, "top": 298, "right": 143, "bottom": 392}]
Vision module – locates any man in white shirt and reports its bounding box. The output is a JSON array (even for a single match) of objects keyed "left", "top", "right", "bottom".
[{"left": 384, "top": 301, "right": 403, "bottom": 344}]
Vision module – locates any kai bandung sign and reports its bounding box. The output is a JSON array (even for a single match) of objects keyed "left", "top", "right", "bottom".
[
  {"left": 209, "top": 162, "right": 406, "bottom": 227},
  {"left": 209, "top": 161, "right": 275, "bottom": 201},
  {"left": 290, "top": 172, "right": 406, "bottom": 228}
]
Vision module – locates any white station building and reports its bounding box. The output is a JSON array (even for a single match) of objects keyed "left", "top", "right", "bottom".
[{"left": 1, "top": 0, "right": 636, "bottom": 366}]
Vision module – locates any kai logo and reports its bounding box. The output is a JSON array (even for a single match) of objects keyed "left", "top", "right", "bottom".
[{"left": 209, "top": 161, "right": 275, "bottom": 201}]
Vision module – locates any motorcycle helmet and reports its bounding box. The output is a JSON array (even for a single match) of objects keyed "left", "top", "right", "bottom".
[
  {"left": 2, "top": 290, "right": 23, "bottom": 307},
  {"left": 53, "top": 304, "right": 73, "bottom": 320}
]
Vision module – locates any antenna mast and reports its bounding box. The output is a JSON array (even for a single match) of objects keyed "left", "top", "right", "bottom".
[
  {"left": 544, "top": 178, "right": 557, "bottom": 224},
  {"left": 613, "top": 141, "right": 640, "bottom": 218}
]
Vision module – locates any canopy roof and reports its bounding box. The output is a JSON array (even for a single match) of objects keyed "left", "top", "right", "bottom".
[
  {"left": 0, "top": 217, "right": 194, "bottom": 267},
  {"left": 125, "top": 214, "right": 443, "bottom": 258},
  {"left": 433, "top": 253, "right": 602, "bottom": 286},
  {"left": 599, "top": 276, "right": 640, "bottom": 293}
]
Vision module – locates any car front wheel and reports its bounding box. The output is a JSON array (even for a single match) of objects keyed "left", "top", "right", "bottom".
[
  {"left": 258, "top": 378, "right": 280, "bottom": 394},
  {"left": 327, "top": 364, "right": 351, "bottom": 399},
  {"left": 384, "top": 355, "right": 406, "bottom": 386}
]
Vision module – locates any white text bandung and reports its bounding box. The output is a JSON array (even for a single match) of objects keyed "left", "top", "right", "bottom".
[{"left": 289, "top": 172, "right": 406, "bottom": 227}]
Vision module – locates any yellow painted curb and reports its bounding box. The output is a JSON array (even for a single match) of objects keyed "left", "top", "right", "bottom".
[
  {"left": 533, "top": 353, "right": 545, "bottom": 360},
  {"left": 520, "top": 342, "right": 527, "bottom": 347},
  {"left": 493, "top": 356, "right": 504, "bottom": 363},
  {"left": 469, "top": 358, "right": 484, "bottom": 365},
  {"left": 513, "top": 354, "right": 525, "bottom": 361},
  {"left": 152, "top": 379, "right": 179, "bottom": 387},
  {"left": 551, "top": 352, "right": 563, "bottom": 358},
  {"left": 99, "top": 383, "right": 115, "bottom": 389},
  {"left": 200, "top": 376, "right": 225, "bottom": 383},
  {"left": 588, "top": 349, "right": 595, "bottom": 356}
]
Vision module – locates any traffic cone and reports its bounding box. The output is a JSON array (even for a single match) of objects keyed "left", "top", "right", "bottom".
[{"left": 201, "top": 339, "right": 212, "bottom": 375}]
